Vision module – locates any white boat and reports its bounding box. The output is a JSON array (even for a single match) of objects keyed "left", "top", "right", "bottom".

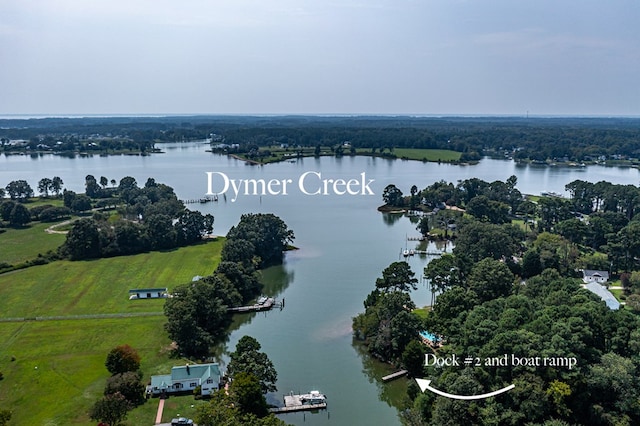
[
  {"left": 300, "top": 390, "right": 326, "bottom": 405},
  {"left": 402, "top": 249, "right": 409, "bottom": 257}
]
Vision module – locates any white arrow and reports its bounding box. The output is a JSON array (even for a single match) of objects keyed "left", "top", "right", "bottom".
[{"left": 415, "top": 378, "right": 515, "bottom": 400}]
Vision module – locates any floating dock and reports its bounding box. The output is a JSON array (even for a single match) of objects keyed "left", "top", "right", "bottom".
[
  {"left": 269, "top": 392, "right": 327, "bottom": 413},
  {"left": 382, "top": 370, "right": 408, "bottom": 382}
]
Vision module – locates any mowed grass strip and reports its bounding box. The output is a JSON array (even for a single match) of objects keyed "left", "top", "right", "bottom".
[
  {"left": 0, "top": 239, "right": 224, "bottom": 318},
  {"left": 233, "top": 146, "right": 462, "bottom": 163},
  {"left": 0, "top": 221, "right": 67, "bottom": 265},
  {"left": 392, "top": 148, "right": 461, "bottom": 162}
]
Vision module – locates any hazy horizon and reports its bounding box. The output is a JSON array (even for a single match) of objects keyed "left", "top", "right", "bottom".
[{"left": 1, "top": 1, "right": 638, "bottom": 117}]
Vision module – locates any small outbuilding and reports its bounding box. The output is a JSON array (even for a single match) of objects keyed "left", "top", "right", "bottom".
[{"left": 128, "top": 288, "right": 168, "bottom": 300}]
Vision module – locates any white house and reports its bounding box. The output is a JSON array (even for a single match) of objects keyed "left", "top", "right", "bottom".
[
  {"left": 128, "top": 288, "right": 168, "bottom": 299},
  {"left": 147, "top": 363, "right": 222, "bottom": 396},
  {"left": 582, "top": 270, "right": 609, "bottom": 284}
]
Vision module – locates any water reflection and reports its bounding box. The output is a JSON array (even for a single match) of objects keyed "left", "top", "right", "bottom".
[
  {"left": 207, "top": 264, "right": 294, "bottom": 363},
  {"left": 382, "top": 212, "right": 404, "bottom": 226},
  {"left": 353, "top": 339, "right": 411, "bottom": 411},
  {"left": 260, "top": 264, "right": 295, "bottom": 297}
]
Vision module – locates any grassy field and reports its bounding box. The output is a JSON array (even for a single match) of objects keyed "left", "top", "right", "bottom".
[
  {"left": 0, "top": 221, "right": 67, "bottom": 265},
  {"left": 23, "top": 197, "right": 65, "bottom": 208},
  {"left": 232, "top": 145, "right": 462, "bottom": 164},
  {"left": 392, "top": 148, "right": 461, "bottom": 162},
  {"left": 0, "top": 240, "right": 224, "bottom": 318},
  {"left": 412, "top": 307, "right": 431, "bottom": 319},
  {"left": 0, "top": 238, "right": 224, "bottom": 425}
]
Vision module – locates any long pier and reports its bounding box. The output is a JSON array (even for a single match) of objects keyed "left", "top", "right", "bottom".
[
  {"left": 402, "top": 249, "right": 444, "bottom": 257},
  {"left": 413, "top": 250, "right": 444, "bottom": 255},
  {"left": 183, "top": 195, "right": 218, "bottom": 204},
  {"left": 269, "top": 402, "right": 327, "bottom": 413},
  {"left": 227, "top": 297, "right": 284, "bottom": 313},
  {"left": 382, "top": 370, "right": 408, "bottom": 382}
]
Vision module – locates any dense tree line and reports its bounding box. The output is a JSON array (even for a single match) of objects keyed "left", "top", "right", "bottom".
[
  {"left": 404, "top": 264, "right": 640, "bottom": 425},
  {"left": 373, "top": 186, "right": 640, "bottom": 425},
  {"left": 353, "top": 262, "right": 424, "bottom": 363},
  {"left": 364, "top": 174, "right": 640, "bottom": 424},
  {"left": 196, "top": 335, "right": 286, "bottom": 425},
  {"left": 59, "top": 176, "right": 214, "bottom": 260},
  {"left": 89, "top": 345, "right": 144, "bottom": 426},
  {"left": 164, "top": 213, "right": 294, "bottom": 358},
  {"left": 2, "top": 116, "right": 639, "bottom": 162},
  {"left": 385, "top": 175, "right": 640, "bottom": 276}
]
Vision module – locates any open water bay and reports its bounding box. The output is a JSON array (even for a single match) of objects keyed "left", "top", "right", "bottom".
[{"left": 2, "top": 143, "right": 639, "bottom": 425}]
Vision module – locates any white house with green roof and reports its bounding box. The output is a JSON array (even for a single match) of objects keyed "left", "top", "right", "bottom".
[{"left": 147, "top": 363, "right": 222, "bottom": 396}]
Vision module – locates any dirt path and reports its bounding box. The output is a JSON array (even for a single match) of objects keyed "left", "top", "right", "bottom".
[{"left": 44, "top": 218, "right": 78, "bottom": 234}]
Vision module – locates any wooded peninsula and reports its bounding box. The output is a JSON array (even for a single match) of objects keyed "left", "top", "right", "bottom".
[{"left": 1, "top": 115, "right": 639, "bottom": 165}]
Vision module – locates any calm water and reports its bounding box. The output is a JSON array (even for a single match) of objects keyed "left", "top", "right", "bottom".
[{"left": 2, "top": 144, "right": 639, "bottom": 425}]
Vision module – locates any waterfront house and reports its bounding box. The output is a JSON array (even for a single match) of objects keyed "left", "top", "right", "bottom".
[
  {"left": 581, "top": 270, "right": 609, "bottom": 284},
  {"left": 147, "top": 363, "right": 222, "bottom": 396}
]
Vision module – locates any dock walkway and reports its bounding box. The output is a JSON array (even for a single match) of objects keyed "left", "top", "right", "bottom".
[{"left": 227, "top": 297, "right": 283, "bottom": 313}]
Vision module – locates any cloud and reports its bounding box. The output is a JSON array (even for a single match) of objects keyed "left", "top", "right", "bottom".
[{"left": 473, "top": 28, "right": 619, "bottom": 54}]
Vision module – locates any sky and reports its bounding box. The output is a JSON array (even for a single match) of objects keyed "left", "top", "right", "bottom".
[{"left": 0, "top": 0, "right": 639, "bottom": 116}]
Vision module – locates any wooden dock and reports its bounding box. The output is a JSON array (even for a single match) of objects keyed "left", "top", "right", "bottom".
[
  {"left": 227, "top": 297, "right": 283, "bottom": 313},
  {"left": 413, "top": 250, "right": 444, "bottom": 256},
  {"left": 382, "top": 370, "right": 408, "bottom": 382},
  {"left": 269, "top": 393, "right": 327, "bottom": 414},
  {"left": 183, "top": 195, "right": 218, "bottom": 204}
]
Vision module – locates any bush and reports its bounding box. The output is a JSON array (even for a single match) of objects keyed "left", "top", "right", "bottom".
[
  {"left": 104, "top": 371, "right": 145, "bottom": 406},
  {"left": 105, "top": 344, "right": 141, "bottom": 375},
  {"left": 39, "top": 206, "right": 72, "bottom": 222}
]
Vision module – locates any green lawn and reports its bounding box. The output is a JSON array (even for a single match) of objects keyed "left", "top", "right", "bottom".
[
  {"left": 232, "top": 145, "right": 462, "bottom": 164},
  {"left": 392, "top": 148, "right": 461, "bottom": 162},
  {"left": 23, "top": 197, "right": 65, "bottom": 208},
  {"left": 610, "top": 287, "right": 625, "bottom": 300},
  {"left": 0, "top": 240, "right": 224, "bottom": 318},
  {"left": 127, "top": 394, "right": 207, "bottom": 426},
  {"left": 412, "top": 307, "right": 431, "bottom": 320},
  {"left": 0, "top": 239, "right": 224, "bottom": 425},
  {"left": 0, "top": 221, "right": 67, "bottom": 265}
]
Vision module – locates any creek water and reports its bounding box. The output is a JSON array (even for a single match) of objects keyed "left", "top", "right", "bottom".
[{"left": 2, "top": 142, "right": 639, "bottom": 425}]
